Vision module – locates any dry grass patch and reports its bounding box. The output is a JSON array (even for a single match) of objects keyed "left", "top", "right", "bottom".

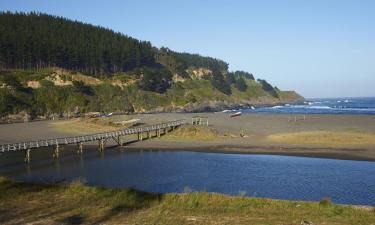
[
  {"left": 49, "top": 119, "right": 118, "bottom": 135},
  {"left": 162, "top": 125, "right": 231, "bottom": 141},
  {"left": 267, "top": 131, "right": 375, "bottom": 147}
]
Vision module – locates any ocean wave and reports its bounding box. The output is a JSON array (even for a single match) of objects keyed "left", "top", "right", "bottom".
[
  {"left": 308, "top": 106, "right": 332, "bottom": 109},
  {"left": 285, "top": 105, "right": 332, "bottom": 109}
]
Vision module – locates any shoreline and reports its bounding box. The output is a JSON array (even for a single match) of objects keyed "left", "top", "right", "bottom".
[{"left": 1, "top": 112, "right": 375, "bottom": 162}]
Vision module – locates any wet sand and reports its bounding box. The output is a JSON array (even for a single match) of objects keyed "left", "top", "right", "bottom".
[{"left": 1, "top": 113, "right": 375, "bottom": 161}]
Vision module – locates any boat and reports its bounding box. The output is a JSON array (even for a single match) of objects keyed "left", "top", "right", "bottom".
[{"left": 230, "top": 112, "right": 242, "bottom": 117}]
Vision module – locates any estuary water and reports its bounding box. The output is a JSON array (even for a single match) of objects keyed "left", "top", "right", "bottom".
[{"left": 1, "top": 149, "right": 374, "bottom": 206}]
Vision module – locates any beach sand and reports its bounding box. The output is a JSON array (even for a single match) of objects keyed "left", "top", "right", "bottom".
[{"left": 1, "top": 113, "right": 375, "bottom": 161}]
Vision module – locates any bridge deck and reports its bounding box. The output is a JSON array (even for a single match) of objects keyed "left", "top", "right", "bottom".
[{"left": 0, "top": 119, "right": 185, "bottom": 153}]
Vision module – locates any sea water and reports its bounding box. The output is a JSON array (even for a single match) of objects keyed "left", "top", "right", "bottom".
[{"left": 242, "top": 97, "right": 375, "bottom": 115}]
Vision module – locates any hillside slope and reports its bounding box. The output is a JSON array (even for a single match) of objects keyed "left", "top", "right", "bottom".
[{"left": 0, "top": 12, "right": 304, "bottom": 119}]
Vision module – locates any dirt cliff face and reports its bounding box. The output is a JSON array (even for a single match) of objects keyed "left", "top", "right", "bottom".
[{"left": 189, "top": 68, "right": 213, "bottom": 79}]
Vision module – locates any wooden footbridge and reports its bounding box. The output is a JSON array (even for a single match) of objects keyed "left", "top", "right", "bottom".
[{"left": 0, "top": 119, "right": 186, "bottom": 163}]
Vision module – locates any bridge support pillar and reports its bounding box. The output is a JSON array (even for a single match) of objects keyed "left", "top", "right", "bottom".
[
  {"left": 98, "top": 139, "right": 105, "bottom": 151},
  {"left": 147, "top": 131, "right": 151, "bottom": 139},
  {"left": 119, "top": 137, "right": 123, "bottom": 147},
  {"left": 77, "top": 142, "right": 83, "bottom": 154},
  {"left": 157, "top": 129, "right": 161, "bottom": 138},
  {"left": 138, "top": 133, "right": 143, "bottom": 141},
  {"left": 24, "top": 149, "right": 31, "bottom": 163},
  {"left": 53, "top": 145, "right": 60, "bottom": 159},
  {"left": 165, "top": 128, "right": 169, "bottom": 134}
]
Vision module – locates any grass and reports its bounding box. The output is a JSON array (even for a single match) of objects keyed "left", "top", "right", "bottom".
[
  {"left": 267, "top": 131, "right": 375, "bottom": 148},
  {"left": 0, "top": 177, "right": 374, "bottom": 224},
  {"left": 49, "top": 118, "right": 118, "bottom": 135},
  {"left": 161, "top": 125, "right": 232, "bottom": 141}
]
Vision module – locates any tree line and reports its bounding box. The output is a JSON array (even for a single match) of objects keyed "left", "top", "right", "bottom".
[
  {"left": 0, "top": 12, "right": 155, "bottom": 75},
  {"left": 0, "top": 13, "right": 228, "bottom": 78}
]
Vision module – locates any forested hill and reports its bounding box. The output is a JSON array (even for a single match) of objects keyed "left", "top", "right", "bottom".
[
  {"left": 0, "top": 12, "right": 156, "bottom": 74},
  {"left": 0, "top": 12, "right": 227, "bottom": 76},
  {"left": 0, "top": 12, "right": 303, "bottom": 119}
]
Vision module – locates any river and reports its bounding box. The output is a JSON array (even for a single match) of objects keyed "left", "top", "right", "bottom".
[{"left": 0, "top": 148, "right": 374, "bottom": 206}]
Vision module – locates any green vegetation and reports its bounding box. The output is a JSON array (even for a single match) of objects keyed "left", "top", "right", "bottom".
[
  {"left": 0, "top": 12, "right": 155, "bottom": 74},
  {"left": 162, "top": 125, "right": 228, "bottom": 141},
  {"left": 257, "top": 79, "right": 279, "bottom": 98},
  {"left": 229, "top": 70, "right": 255, "bottom": 80},
  {"left": 0, "top": 68, "right": 303, "bottom": 117},
  {"left": 156, "top": 47, "right": 229, "bottom": 76},
  {"left": 234, "top": 76, "right": 248, "bottom": 92},
  {"left": 136, "top": 67, "right": 172, "bottom": 93},
  {"left": 0, "top": 177, "right": 373, "bottom": 224},
  {"left": 0, "top": 12, "right": 303, "bottom": 118},
  {"left": 210, "top": 69, "right": 232, "bottom": 95}
]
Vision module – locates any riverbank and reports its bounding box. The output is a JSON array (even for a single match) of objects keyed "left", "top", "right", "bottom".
[
  {"left": 1, "top": 113, "right": 375, "bottom": 161},
  {"left": 0, "top": 177, "right": 373, "bottom": 225},
  {"left": 129, "top": 113, "right": 375, "bottom": 161},
  {"left": 130, "top": 113, "right": 375, "bottom": 161}
]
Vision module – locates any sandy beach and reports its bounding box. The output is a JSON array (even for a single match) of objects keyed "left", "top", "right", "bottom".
[{"left": 1, "top": 113, "right": 375, "bottom": 161}]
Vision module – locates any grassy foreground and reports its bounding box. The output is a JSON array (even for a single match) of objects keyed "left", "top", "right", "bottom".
[{"left": 0, "top": 177, "right": 374, "bottom": 225}]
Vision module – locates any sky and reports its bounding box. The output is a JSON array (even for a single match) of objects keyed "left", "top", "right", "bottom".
[{"left": 0, "top": 0, "right": 374, "bottom": 98}]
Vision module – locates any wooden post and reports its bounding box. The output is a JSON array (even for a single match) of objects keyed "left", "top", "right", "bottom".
[
  {"left": 121, "top": 137, "right": 125, "bottom": 146},
  {"left": 77, "top": 142, "right": 83, "bottom": 154},
  {"left": 147, "top": 131, "right": 151, "bottom": 139},
  {"left": 98, "top": 139, "right": 105, "bottom": 151},
  {"left": 118, "top": 136, "right": 123, "bottom": 147},
  {"left": 25, "top": 149, "right": 31, "bottom": 163},
  {"left": 53, "top": 144, "right": 60, "bottom": 159},
  {"left": 158, "top": 129, "right": 161, "bottom": 138}
]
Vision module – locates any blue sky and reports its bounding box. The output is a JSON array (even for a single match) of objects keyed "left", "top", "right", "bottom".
[{"left": 1, "top": 0, "right": 374, "bottom": 98}]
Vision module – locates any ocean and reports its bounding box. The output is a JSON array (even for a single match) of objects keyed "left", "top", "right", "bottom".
[{"left": 241, "top": 97, "right": 375, "bottom": 115}]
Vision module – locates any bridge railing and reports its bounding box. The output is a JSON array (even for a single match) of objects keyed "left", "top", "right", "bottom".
[{"left": 0, "top": 119, "right": 186, "bottom": 153}]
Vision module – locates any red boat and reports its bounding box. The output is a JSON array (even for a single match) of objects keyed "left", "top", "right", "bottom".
[{"left": 230, "top": 112, "right": 242, "bottom": 117}]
